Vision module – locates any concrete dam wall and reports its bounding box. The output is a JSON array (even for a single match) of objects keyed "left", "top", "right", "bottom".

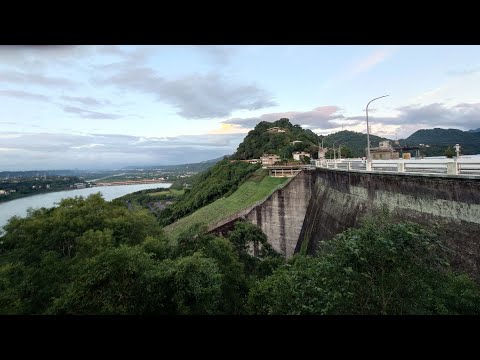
[
  {"left": 209, "top": 171, "right": 312, "bottom": 258},
  {"left": 299, "top": 169, "right": 480, "bottom": 279},
  {"left": 209, "top": 168, "right": 480, "bottom": 278}
]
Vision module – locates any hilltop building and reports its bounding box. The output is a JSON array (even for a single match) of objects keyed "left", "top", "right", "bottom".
[
  {"left": 267, "top": 127, "right": 286, "bottom": 133},
  {"left": 318, "top": 147, "right": 328, "bottom": 160},
  {"left": 369, "top": 140, "right": 400, "bottom": 160},
  {"left": 260, "top": 154, "right": 281, "bottom": 166},
  {"left": 292, "top": 151, "right": 311, "bottom": 161}
]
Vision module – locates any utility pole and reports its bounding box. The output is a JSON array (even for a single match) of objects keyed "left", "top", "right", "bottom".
[{"left": 366, "top": 95, "right": 389, "bottom": 169}]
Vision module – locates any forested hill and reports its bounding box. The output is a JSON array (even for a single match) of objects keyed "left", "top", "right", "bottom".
[
  {"left": 322, "top": 130, "right": 389, "bottom": 158},
  {"left": 232, "top": 118, "right": 321, "bottom": 160},
  {"left": 400, "top": 128, "right": 480, "bottom": 155}
]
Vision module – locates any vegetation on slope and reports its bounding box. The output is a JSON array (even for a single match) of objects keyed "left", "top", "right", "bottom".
[
  {"left": 164, "top": 170, "right": 288, "bottom": 240},
  {"left": 247, "top": 211, "right": 480, "bottom": 315},
  {"left": 322, "top": 130, "right": 389, "bottom": 158},
  {"left": 232, "top": 118, "right": 321, "bottom": 160},
  {"left": 114, "top": 188, "right": 184, "bottom": 209},
  {"left": 1, "top": 197, "right": 478, "bottom": 315},
  {"left": 400, "top": 128, "right": 480, "bottom": 156},
  {"left": 158, "top": 159, "right": 261, "bottom": 226}
]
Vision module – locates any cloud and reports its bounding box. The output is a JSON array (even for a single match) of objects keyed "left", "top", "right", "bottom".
[
  {"left": 0, "top": 131, "right": 242, "bottom": 170},
  {"left": 0, "top": 70, "right": 76, "bottom": 89},
  {"left": 0, "top": 90, "right": 49, "bottom": 101},
  {"left": 62, "top": 96, "right": 109, "bottom": 107},
  {"left": 95, "top": 68, "right": 277, "bottom": 119},
  {"left": 208, "top": 123, "right": 249, "bottom": 135},
  {"left": 447, "top": 66, "right": 480, "bottom": 76},
  {"left": 350, "top": 46, "right": 399, "bottom": 76},
  {"left": 0, "top": 45, "right": 93, "bottom": 69},
  {"left": 222, "top": 102, "right": 480, "bottom": 139},
  {"left": 62, "top": 106, "right": 122, "bottom": 120},
  {"left": 194, "top": 45, "right": 236, "bottom": 65},
  {"left": 223, "top": 106, "right": 345, "bottom": 129}
]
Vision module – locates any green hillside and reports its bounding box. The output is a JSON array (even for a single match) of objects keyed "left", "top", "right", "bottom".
[
  {"left": 158, "top": 159, "right": 261, "bottom": 226},
  {"left": 232, "top": 118, "right": 321, "bottom": 160},
  {"left": 164, "top": 170, "right": 288, "bottom": 240},
  {"left": 322, "top": 130, "right": 389, "bottom": 158},
  {"left": 400, "top": 128, "right": 480, "bottom": 156}
]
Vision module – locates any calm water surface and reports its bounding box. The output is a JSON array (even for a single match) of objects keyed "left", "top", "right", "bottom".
[{"left": 0, "top": 183, "right": 171, "bottom": 233}]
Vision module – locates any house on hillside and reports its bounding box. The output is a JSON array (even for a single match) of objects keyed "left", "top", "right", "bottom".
[
  {"left": 260, "top": 154, "right": 281, "bottom": 166},
  {"left": 230, "top": 159, "right": 261, "bottom": 164},
  {"left": 369, "top": 140, "right": 400, "bottom": 160},
  {"left": 0, "top": 190, "right": 7, "bottom": 195},
  {"left": 318, "top": 147, "right": 328, "bottom": 160},
  {"left": 267, "top": 127, "right": 286, "bottom": 133},
  {"left": 292, "top": 151, "right": 311, "bottom": 161}
]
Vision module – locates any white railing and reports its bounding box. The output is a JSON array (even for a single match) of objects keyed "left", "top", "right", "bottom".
[{"left": 313, "top": 158, "right": 480, "bottom": 176}]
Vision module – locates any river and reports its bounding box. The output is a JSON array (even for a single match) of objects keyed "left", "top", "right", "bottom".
[{"left": 0, "top": 183, "right": 172, "bottom": 234}]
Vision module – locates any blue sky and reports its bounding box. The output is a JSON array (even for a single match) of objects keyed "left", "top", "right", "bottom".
[{"left": 1, "top": 45, "right": 480, "bottom": 170}]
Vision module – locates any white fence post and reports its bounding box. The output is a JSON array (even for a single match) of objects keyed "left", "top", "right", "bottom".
[
  {"left": 447, "top": 161, "right": 459, "bottom": 175},
  {"left": 397, "top": 162, "right": 405, "bottom": 173},
  {"left": 347, "top": 162, "right": 352, "bottom": 171},
  {"left": 366, "top": 160, "right": 372, "bottom": 171}
]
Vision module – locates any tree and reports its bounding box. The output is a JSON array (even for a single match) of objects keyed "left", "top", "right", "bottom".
[
  {"left": 227, "top": 221, "right": 281, "bottom": 278},
  {"left": 338, "top": 145, "right": 354, "bottom": 158},
  {"left": 445, "top": 146, "right": 455, "bottom": 158},
  {"left": 172, "top": 252, "right": 223, "bottom": 315},
  {"left": 247, "top": 212, "right": 480, "bottom": 315},
  {"left": 49, "top": 246, "right": 176, "bottom": 315}
]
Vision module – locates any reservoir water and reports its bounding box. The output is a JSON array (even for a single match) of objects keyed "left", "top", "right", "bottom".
[{"left": 0, "top": 183, "right": 171, "bottom": 234}]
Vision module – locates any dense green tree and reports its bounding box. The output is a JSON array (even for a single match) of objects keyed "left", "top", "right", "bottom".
[
  {"left": 173, "top": 252, "right": 223, "bottom": 315},
  {"left": 49, "top": 246, "right": 173, "bottom": 314},
  {"left": 338, "top": 145, "right": 354, "bottom": 158},
  {"left": 227, "top": 221, "right": 281, "bottom": 278},
  {"left": 248, "top": 212, "right": 480, "bottom": 315},
  {"left": 445, "top": 146, "right": 455, "bottom": 158},
  {"left": 175, "top": 224, "right": 249, "bottom": 314}
]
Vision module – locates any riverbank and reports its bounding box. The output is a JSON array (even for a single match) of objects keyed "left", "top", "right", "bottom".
[
  {"left": 0, "top": 180, "right": 170, "bottom": 204},
  {"left": 0, "top": 183, "right": 172, "bottom": 234},
  {"left": 94, "top": 180, "right": 168, "bottom": 186}
]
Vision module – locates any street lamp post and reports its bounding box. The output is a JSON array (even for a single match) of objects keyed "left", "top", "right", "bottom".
[
  {"left": 333, "top": 138, "right": 343, "bottom": 164},
  {"left": 366, "top": 95, "right": 389, "bottom": 169}
]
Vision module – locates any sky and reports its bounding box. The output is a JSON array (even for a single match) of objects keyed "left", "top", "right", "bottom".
[{"left": 1, "top": 45, "right": 480, "bottom": 170}]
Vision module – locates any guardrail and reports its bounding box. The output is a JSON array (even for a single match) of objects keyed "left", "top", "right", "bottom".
[{"left": 312, "top": 159, "right": 480, "bottom": 176}]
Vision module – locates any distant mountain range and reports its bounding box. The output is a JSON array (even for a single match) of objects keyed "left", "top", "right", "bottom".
[
  {"left": 399, "top": 128, "right": 480, "bottom": 156},
  {"left": 320, "top": 128, "right": 480, "bottom": 157}
]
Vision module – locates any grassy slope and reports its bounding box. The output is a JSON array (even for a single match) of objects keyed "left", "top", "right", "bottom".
[
  {"left": 164, "top": 172, "right": 288, "bottom": 239},
  {"left": 147, "top": 189, "right": 184, "bottom": 198}
]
